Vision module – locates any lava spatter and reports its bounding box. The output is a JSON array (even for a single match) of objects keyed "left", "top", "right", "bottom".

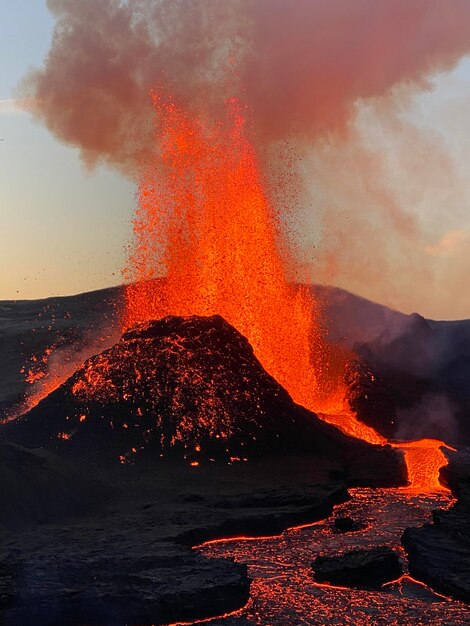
[
  {"left": 119, "top": 92, "right": 452, "bottom": 490},
  {"left": 397, "top": 439, "right": 454, "bottom": 492},
  {"left": 8, "top": 94, "right": 453, "bottom": 491},
  {"left": 1, "top": 314, "right": 406, "bottom": 487},
  {"left": 123, "top": 93, "right": 350, "bottom": 419}
]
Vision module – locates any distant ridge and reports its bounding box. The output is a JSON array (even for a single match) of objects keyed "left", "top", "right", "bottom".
[{"left": 1, "top": 283, "right": 469, "bottom": 446}]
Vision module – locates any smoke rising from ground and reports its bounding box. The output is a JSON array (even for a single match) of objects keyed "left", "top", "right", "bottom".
[
  {"left": 299, "top": 89, "right": 470, "bottom": 315},
  {"left": 395, "top": 393, "right": 459, "bottom": 443}
]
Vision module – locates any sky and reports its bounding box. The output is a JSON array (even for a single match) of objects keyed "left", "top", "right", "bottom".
[
  {"left": 1, "top": 1, "right": 469, "bottom": 320},
  {"left": 0, "top": 1, "right": 134, "bottom": 300}
]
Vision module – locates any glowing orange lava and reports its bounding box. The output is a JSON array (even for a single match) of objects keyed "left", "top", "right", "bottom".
[
  {"left": 317, "top": 410, "right": 386, "bottom": 446},
  {"left": 317, "top": 414, "right": 450, "bottom": 491},
  {"left": 123, "top": 93, "right": 349, "bottom": 417},
  {"left": 317, "top": 412, "right": 451, "bottom": 491},
  {"left": 2, "top": 345, "right": 65, "bottom": 424},
  {"left": 121, "top": 92, "right": 451, "bottom": 491},
  {"left": 397, "top": 439, "right": 453, "bottom": 492}
]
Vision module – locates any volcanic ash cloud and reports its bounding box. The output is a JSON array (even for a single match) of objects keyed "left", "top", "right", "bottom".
[{"left": 18, "top": 0, "right": 470, "bottom": 174}]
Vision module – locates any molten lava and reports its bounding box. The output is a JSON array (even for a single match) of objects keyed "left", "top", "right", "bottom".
[
  {"left": 123, "top": 93, "right": 350, "bottom": 417},
  {"left": 2, "top": 345, "right": 65, "bottom": 424},
  {"left": 21, "top": 347, "right": 65, "bottom": 411},
  {"left": 120, "top": 92, "right": 451, "bottom": 491},
  {"left": 10, "top": 93, "right": 450, "bottom": 492},
  {"left": 317, "top": 415, "right": 451, "bottom": 491},
  {"left": 398, "top": 439, "right": 453, "bottom": 492},
  {"left": 317, "top": 411, "right": 385, "bottom": 446}
]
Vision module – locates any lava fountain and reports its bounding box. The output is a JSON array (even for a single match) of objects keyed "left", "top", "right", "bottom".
[
  {"left": 121, "top": 92, "right": 451, "bottom": 490},
  {"left": 123, "top": 93, "right": 351, "bottom": 417},
  {"left": 12, "top": 92, "right": 450, "bottom": 491}
]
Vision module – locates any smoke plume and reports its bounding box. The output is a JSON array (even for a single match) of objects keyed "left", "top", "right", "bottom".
[
  {"left": 17, "top": 1, "right": 470, "bottom": 318},
  {"left": 19, "top": 0, "right": 470, "bottom": 174},
  {"left": 395, "top": 393, "right": 459, "bottom": 444}
]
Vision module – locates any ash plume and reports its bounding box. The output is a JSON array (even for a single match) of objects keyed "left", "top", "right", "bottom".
[
  {"left": 18, "top": 0, "right": 470, "bottom": 174},
  {"left": 17, "top": 1, "right": 470, "bottom": 316}
]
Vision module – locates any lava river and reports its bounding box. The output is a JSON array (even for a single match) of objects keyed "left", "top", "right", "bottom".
[{"left": 187, "top": 489, "right": 468, "bottom": 625}]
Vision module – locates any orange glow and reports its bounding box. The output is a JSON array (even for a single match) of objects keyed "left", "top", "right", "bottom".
[
  {"left": 383, "top": 574, "right": 455, "bottom": 601},
  {"left": 1, "top": 349, "right": 66, "bottom": 424},
  {"left": 166, "top": 602, "right": 250, "bottom": 626},
  {"left": 123, "top": 93, "right": 349, "bottom": 417},
  {"left": 317, "top": 413, "right": 451, "bottom": 491},
  {"left": 318, "top": 413, "right": 451, "bottom": 491},
  {"left": 8, "top": 94, "right": 451, "bottom": 494},
  {"left": 397, "top": 439, "right": 453, "bottom": 492},
  {"left": 14, "top": 345, "right": 65, "bottom": 414},
  {"left": 24, "top": 375, "right": 64, "bottom": 411},
  {"left": 317, "top": 410, "right": 386, "bottom": 446},
  {"left": 121, "top": 92, "right": 451, "bottom": 491}
]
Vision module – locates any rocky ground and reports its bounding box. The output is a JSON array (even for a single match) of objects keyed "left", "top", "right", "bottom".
[
  {"left": 313, "top": 545, "right": 403, "bottom": 588},
  {"left": 0, "top": 451, "right": 348, "bottom": 625},
  {"left": 0, "top": 310, "right": 408, "bottom": 625},
  {"left": 0, "top": 440, "right": 107, "bottom": 529},
  {"left": 1, "top": 290, "right": 469, "bottom": 623},
  {"left": 2, "top": 444, "right": 469, "bottom": 625},
  {"left": 2, "top": 315, "right": 406, "bottom": 486}
]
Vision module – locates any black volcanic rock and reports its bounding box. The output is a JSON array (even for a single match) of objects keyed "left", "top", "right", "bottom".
[
  {"left": 176, "top": 482, "right": 347, "bottom": 547},
  {"left": 1, "top": 315, "right": 405, "bottom": 485},
  {"left": 0, "top": 286, "right": 121, "bottom": 417},
  {"left": 349, "top": 312, "right": 470, "bottom": 446},
  {"left": 313, "top": 546, "right": 402, "bottom": 588},
  {"left": 0, "top": 439, "right": 106, "bottom": 529},
  {"left": 3, "top": 284, "right": 470, "bottom": 447},
  {"left": 0, "top": 458, "right": 347, "bottom": 626},
  {"left": 402, "top": 450, "right": 470, "bottom": 603},
  {"left": 1, "top": 545, "right": 250, "bottom": 626}
]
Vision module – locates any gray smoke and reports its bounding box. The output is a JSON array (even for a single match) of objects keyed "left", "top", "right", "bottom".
[{"left": 18, "top": 0, "right": 470, "bottom": 174}]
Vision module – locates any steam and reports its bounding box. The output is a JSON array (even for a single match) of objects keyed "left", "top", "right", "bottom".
[
  {"left": 19, "top": 0, "right": 470, "bottom": 175},
  {"left": 395, "top": 393, "right": 459, "bottom": 443}
]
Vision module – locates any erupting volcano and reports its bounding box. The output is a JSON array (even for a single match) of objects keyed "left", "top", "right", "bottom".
[
  {"left": 4, "top": 2, "right": 470, "bottom": 623},
  {"left": 119, "top": 93, "right": 450, "bottom": 491},
  {"left": 123, "top": 93, "right": 349, "bottom": 416},
  {"left": 7, "top": 91, "right": 452, "bottom": 492},
  {"left": 3, "top": 312, "right": 406, "bottom": 490}
]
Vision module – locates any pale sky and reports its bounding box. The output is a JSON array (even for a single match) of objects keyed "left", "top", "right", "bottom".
[
  {"left": 1, "top": 1, "right": 469, "bottom": 320},
  {"left": 0, "top": 1, "right": 134, "bottom": 300}
]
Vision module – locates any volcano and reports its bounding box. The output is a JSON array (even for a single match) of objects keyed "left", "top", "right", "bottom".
[{"left": 3, "top": 314, "right": 405, "bottom": 485}]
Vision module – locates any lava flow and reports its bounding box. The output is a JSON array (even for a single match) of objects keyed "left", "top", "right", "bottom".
[
  {"left": 2, "top": 345, "right": 64, "bottom": 424},
  {"left": 398, "top": 439, "right": 454, "bottom": 492},
  {"left": 317, "top": 415, "right": 451, "bottom": 492},
  {"left": 12, "top": 93, "right": 451, "bottom": 491},
  {"left": 198, "top": 488, "right": 466, "bottom": 625}
]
